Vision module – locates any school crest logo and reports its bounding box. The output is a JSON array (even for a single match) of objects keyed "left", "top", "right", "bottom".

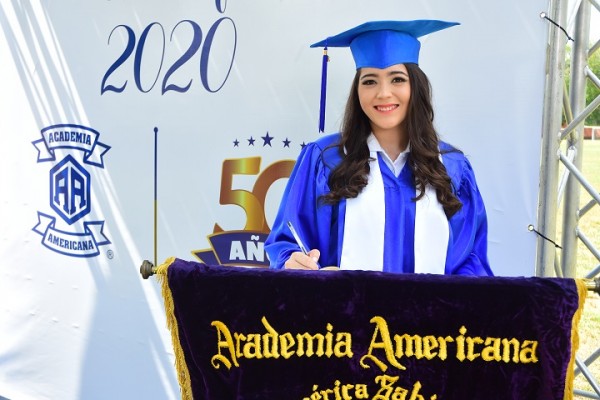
[{"left": 32, "top": 124, "right": 111, "bottom": 257}]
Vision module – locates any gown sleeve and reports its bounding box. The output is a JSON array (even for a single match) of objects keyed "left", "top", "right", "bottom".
[
  {"left": 265, "top": 140, "right": 338, "bottom": 269},
  {"left": 446, "top": 157, "right": 494, "bottom": 276}
]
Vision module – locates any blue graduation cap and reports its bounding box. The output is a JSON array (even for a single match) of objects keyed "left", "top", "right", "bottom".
[{"left": 310, "top": 20, "right": 460, "bottom": 131}]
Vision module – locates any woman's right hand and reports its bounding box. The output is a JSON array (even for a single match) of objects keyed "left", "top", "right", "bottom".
[{"left": 284, "top": 249, "right": 321, "bottom": 270}]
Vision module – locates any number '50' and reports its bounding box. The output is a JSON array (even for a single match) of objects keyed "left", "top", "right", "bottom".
[
  {"left": 101, "top": 18, "right": 236, "bottom": 95},
  {"left": 214, "top": 158, "right": 295, "bottom": 233}
]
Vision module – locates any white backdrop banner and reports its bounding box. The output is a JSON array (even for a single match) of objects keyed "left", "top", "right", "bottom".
[{"left": 0, "top": 0, "right": 548, "bottom": 399}]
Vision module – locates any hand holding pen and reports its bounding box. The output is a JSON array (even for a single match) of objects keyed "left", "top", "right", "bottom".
[{"left": 285, "top": 221, "right": 321, "bottom": 270}]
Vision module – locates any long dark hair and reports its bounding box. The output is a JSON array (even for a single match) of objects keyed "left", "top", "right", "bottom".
[{"left": 321, "top": 63, "right": 462, "bottom": 218}]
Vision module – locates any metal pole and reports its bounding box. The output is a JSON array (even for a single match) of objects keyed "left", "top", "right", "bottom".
[
  {"left": 536, "top": 0, "right": 570, "bottom": 277},
  {"left": 561, "top": 0, "right": 591, "bottom": 278}
]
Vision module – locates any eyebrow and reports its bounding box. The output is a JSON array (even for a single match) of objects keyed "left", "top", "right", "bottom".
[{"left": 360, "top": 70, "right": 408, "bottom": 80}]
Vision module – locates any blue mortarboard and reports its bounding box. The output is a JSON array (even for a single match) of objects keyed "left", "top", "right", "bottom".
[{"left": 310, "top": 20, "right": 460, "bottom": 131}]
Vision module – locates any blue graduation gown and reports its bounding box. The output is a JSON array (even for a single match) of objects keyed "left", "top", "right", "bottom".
[{"left": 265, "top": 133, "right": 493, "bottom": 276}]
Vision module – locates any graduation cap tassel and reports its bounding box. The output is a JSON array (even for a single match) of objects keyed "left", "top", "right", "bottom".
[{"left": 318, "top": 46, "right": 329, "bottom": 133}]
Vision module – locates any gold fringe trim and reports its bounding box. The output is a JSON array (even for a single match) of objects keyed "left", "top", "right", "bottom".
[
  {"left": 564, "top": 279, "right": 588, "bottom": 400},
  {"left": 156, "top": 257, "right": 194, "bottom": 400}
]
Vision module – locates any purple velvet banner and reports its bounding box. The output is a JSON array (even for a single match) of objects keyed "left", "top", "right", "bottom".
[{"left": 162, "top": 258, "right": 584, "bottom": 400}]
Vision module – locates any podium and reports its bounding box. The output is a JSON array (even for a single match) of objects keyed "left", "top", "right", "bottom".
[{"left": 144, "top": 258, "right": 591, "bottom": 400}]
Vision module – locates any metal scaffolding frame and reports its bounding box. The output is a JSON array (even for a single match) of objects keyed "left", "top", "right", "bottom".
[{"left": 538, "top": 0, "right": 600, "bottom": 397}]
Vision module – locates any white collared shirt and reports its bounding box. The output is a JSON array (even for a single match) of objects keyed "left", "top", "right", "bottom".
[{"left": 366, "top": 133, "right": 410, "bottom": 177}]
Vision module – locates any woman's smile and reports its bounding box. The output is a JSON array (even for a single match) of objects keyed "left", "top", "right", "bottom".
[{"left": 374, "top": 104, "right": 399, "bottom": 112}]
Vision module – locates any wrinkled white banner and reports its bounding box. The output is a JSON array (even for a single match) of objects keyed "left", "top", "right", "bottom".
[{"left": 0, "top": 0, "right": 547, "bottom": 398}]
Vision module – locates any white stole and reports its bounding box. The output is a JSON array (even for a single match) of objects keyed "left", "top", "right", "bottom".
[{"left": 340, "top": 138, "right": 449, "bottom": 274}]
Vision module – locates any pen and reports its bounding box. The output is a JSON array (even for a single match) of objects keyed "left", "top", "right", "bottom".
[{"left": 287, "top": 221, "right": 320, "bottom": 267}]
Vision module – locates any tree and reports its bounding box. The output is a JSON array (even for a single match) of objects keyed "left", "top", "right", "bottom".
[
  {"left": 564, "top": 45, "right": 600, "bottom": 126},
  {"left": 587, "top": 49, "right": 600, "bottom": 126}
]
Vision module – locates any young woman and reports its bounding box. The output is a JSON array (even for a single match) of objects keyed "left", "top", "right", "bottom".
[{"left": 265, "top": 20, "right": 493, "bottom": 276}]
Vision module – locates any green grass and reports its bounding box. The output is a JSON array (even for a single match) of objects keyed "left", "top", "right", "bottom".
[{"left": 568, "top": 139, "right": 600, "bottom": 398}]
